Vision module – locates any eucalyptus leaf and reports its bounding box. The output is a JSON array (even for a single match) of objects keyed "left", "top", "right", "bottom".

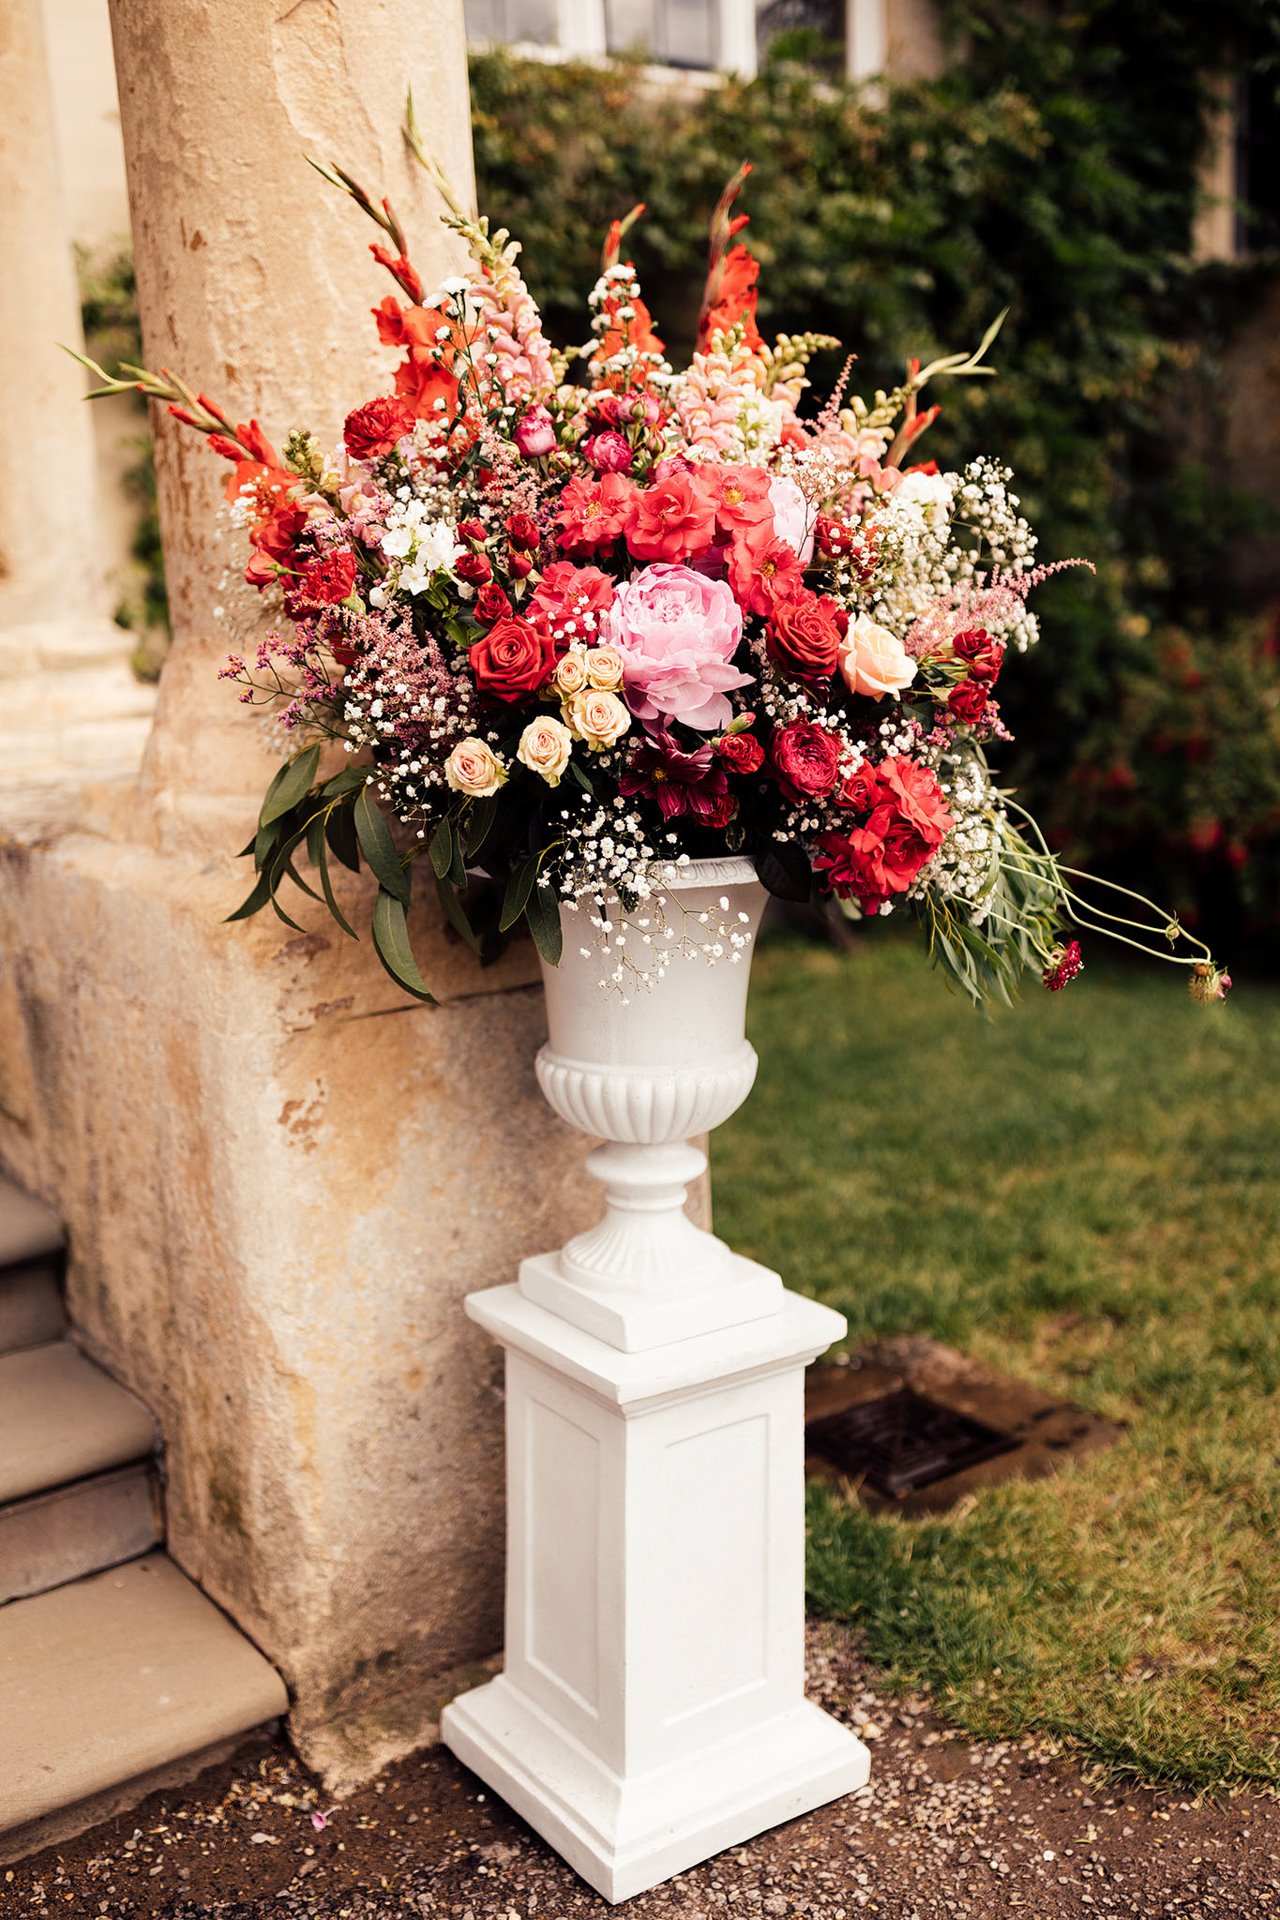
[
  {"left": 259, "top": 744, "right": 321, "bottom": 831},
  {"left": 499, "top": 854, "right": 539, "bottom": 932},
  {"left": 435, "top": 876, "right": 481, "bottom": 956},
  {"left": 371, "top": 888, "right": 436, "bottom": 1003},
  {"left": 464, "top": 795, "right": 497, "bottom": 861},
  {"left": 524, "top": 881, "right": 563, "bottom": 967},
  {"left": 326, "top": 800, "right": 361, "bottom": 874},
  {"left": 429, "top": 818, "right": 454, "bottom": 881},
  {"left": 305, "top": 815, "right": 358, "bottom": 939},
  {"left": 354, "top": 785, "right": 409, "bottom": 903},
  {"left": 757, "top": 839, "right": 812, "bottom": 904}
]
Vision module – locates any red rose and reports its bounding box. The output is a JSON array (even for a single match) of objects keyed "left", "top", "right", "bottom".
[
  {"left": 506, "top": 512, "right": 541, "bottom": 551},
  {"left": 556, "top": 472, "right": 636, "bottom": 556},
  {"left": 766, "top": 589, "right": 842, "bottom": 683},
  {"left": 458, "top": 518, "right": 488, "bottom": 545},
  {"left": 455, "top": 550, "right": 493, "bottom": 586},
  {"left": 876, "top": 757, "right": 953, "bottom": 849},
  {"left": 343, "top": 395, "right": 415, "bottom": 462},
  {"left": 948, "top": 678, "right": 990, "bottom": 724},
  {"left": 290, "top": 548, "right": 357, "bottom": 610},
  {"left": 508, "top": 550, "right": 535, "bottom": 580},
  {"left": 624, "top": 473, "right": 717, "bottom": 564},
  {"left": 718, "top": 729, "right": 765, "bottom": 775},
  {"left": 475, "top": 582, "right": 512, "bottom": 626},
  {"left": 469, "top": 615, "right": 555, "bottom": 702},
  {"left": 771, "top": 721, "right": 841, "bottom": 803},
  {"left": 952, "top": 627, "right": 1004, "bottom": 682}
]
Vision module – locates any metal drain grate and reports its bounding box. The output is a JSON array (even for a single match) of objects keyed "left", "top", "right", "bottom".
[{"left": 806, "top": 1386, "right": 1018, "bottom": 1498}]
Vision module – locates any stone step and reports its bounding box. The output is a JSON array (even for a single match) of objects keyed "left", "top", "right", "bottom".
[
  {"left": 0, "top": 1175, "right": 63, "bottom": 1269},
  {"left": 0, "top": 1552, "right": 290, "bottom": 1860},
  {"left": 0, "top": 1342, "right": 156, "bottom": 1506},
  {"left": 0, "top": 1260, "right": 64, "bottom": 1354},
  {"left": 0, "top": 1461, "right": 163, "bottom": 1605}
]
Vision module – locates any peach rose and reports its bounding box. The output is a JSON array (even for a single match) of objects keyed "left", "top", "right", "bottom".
[
  {"left": 552, "top": 649, "right": 590, "bottom": 697},
  {"left": 584, "top": 645, "right": 626, "bottom": 691},
  {"left": 566, "top": 688, "right": 631, "bottom": 751},
  {"left": 517, "top": 715, "right": 573, "bottom": 786},
  {"left": 444, "top": 737, "right": 507, "bottom": 797},
  {"left": 838, "top": 613, "right": 917, "bottom": 701}
]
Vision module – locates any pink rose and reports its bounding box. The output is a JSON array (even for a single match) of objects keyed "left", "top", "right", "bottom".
[
  {"left": 605, "top": 563, "right": 753, "bottom": 732},
  {"left": 514, "top": 406, "right": 557, "bottom": 457},
  {"left": 767, "top": 476, "right": 815, "bottom": 562},
  {"left": 582, "top": 430, "right": 634, "bottom": 474}
]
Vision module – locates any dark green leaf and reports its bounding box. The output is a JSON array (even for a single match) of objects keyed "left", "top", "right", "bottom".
[
  {"left": 326, "top": 800, "right": 361, "bottom": 874},
  {"left": 757, "top": 839, "right": 811, "bottom": 903},
  {"left": 305, "top": 815, "right": 358, "bottom": 940},
  {"left": 464, "top": 794, "right": 498, "bottom": 861},
  {"left": 569, "top": 759, "right": 596, "bottom": 796},
  {"left": 435, "top": 876, "right": 481, "bottom": 955},
  {"left": 321, "top": 765, "right": 369, "bottom": 800},
  {"left": 499, "top": 854, "right": 539, "bottom": 932},
  {"left": 258, "top": 744, "right": 321, "bottom": 831},
  {"left": 524, "top": 880, "right": 563, "bottom": 967},
  {"left": 429, "top": 818, "right": 454, "bottom": 880},
  {"left": 371, "top": 888, "right": 436, "bottom": 1003},
  {"left": 225, "top": 866, "right": 275, "bottom": 923},
  {"left": 354, "top": 785, "right": 409, "bottom": 903}
]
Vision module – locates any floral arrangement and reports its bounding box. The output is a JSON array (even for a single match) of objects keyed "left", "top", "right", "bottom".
[{"left": 76, "top": 114, "right": 1229, "bottom": 1009}]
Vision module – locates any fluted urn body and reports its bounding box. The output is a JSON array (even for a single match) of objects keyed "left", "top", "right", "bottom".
[{"left": 521, "top": 857, "right": 782, "bottom": 1352}]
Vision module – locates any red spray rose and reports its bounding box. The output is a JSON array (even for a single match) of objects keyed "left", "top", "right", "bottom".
[
  {"left": 507, "top": 550, "right": 535, "bottom": 580},
  {"left": 836, "top": 760, "right": 883, "bottom": 811},
  {"left": 457, "top": 518, "right": 488, "bottom": 544},
  {"left": 948, "top": 678, "right": 990, "bottom": 724},
  {"left": 556, "top": 472, "right": 636, "bottom": 556},
  {"left": 582, "top": 431, "right": 634, "bottom": 474},
  {"left": 474, "top": 582, "right": 513, "bottom": 626},
  {"left": 506, "top": 512, "right": 541, "bottom": 551},
  {"left": 766, "top": 589, "right": 842, "bottom": 683},
  {"left": 624, "top": 474, "right": 717, "bottom": 564},
  {"left": 468, "top": 615, "right": 555, "bottom": 702},
  {"left": 952, "top": 627, "right": 1004, "bottom": 682},
  {"left": 455, "top": 550, "right": 493, "bottom": 586},
  {"left": 718, "top": 729, "right": 765, "bottom": 775},
  {"left": 727, "top": 529, "right": 804, "bottom": 617},
  {"left": 343, "top": 395, "right": 415, "bottom": 461},
  {"left": 771, "top": 721, "right": 841, "bottom": 803}
]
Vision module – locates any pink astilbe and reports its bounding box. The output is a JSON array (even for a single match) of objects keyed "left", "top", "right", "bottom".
[{"left": 906, "top": 559, "right": 1096, "bottom": 659}]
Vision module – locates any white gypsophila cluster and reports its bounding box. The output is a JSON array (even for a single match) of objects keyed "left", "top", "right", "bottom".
[
  {"left": 555, "top": 805, "right": 754, "bottom": 998},
  {"left": 948, "top": 457, "right": 1040, "bottom": 650},
  {"left": 370, "top": 495, "right": 458, "bottom": 603},
  {"left": 864, "top": 495, "right": 957, "bottom": 640},
  {"left": 927, "top": 750, "right": 1010, "bottom": 925}
]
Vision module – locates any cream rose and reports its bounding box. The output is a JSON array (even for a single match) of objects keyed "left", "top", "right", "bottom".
[
  {"left": 565, "top": 688, "right": 631, "bottom": 751},
  {"left": 584, "top": 645, "right": 625, "bottom": 691},
  {"left": 838, "top": 613, "right": 917, "bottom": 701},
  {"left": 552, "top": 648, "right": 590, "bottom": 698},
  {"left": 444, "top": 737, "right": 507, "bottom": 797},
  {"left": 517, "top": 715, "right": 573, "bottom": 786}
]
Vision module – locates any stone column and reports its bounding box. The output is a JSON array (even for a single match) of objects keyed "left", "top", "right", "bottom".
[
  {"left": 107, "top": 0, "right": 477, "bottom": 851},
  {"left": 0, "top": 0, "right": 604, "bottom": 1789},
  {"left": 0, "top": 0, "right": 105, "bottom": 627}
]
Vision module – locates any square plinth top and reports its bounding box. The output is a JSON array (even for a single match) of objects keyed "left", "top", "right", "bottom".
[{"left": 465, "top": 1284, "right": 847, "bottom": 1412}]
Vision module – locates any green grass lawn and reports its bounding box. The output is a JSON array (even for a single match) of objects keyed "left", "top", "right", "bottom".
[{"left": 713, "top": 932, "right": 1280, "bottom": 1790}]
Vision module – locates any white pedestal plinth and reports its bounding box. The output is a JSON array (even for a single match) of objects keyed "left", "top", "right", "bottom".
[{"left": 441, "top": 1287, "right": 870, "bottom": 1903}]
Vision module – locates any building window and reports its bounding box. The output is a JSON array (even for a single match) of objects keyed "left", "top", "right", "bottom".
[
  {"left": 464, "top": 0, "right": 560, "bottom": 46},
  {"left": 466, "top": 0, "right": 759, "bottom": 73}
]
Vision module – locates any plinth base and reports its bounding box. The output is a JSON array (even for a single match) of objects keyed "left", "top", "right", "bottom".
[
  {"left": 443, "top": 1674, "right": 869, "bottom": 1904},
  {"left": 519, "top": 1246, "right": 783, "bottom": 1353}
]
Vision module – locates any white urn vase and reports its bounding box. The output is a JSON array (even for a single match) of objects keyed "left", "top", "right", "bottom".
[{"left": 441, "top": 857, "right": 869, "bottom": 1903}]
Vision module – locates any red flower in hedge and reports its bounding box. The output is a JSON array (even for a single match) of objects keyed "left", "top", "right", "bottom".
[
  {"left": 468, "top": 615, "right": 555, "bottom": 702},
  {"left": 771, "top": 721, "right": 841, "bottom": 803},
  {"left": 766, "top": 589, "right": 842, "bottom": 683},
  {"left": 343, "top": 395, "right": 415, "bottom": 461}
]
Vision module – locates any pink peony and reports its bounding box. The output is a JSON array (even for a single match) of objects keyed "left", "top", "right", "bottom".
[{"left": 605, "top": 563, "right": 753, "bottom": 732}]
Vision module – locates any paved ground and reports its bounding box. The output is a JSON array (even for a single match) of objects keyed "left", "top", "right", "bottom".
[{"left": 5, "top": 1623, "right": 1278, "bottom": 1920}]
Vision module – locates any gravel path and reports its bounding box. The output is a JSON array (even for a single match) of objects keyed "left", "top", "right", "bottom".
[{"left": 5, "top": 1622, "right": 1278, "bottom": 1920}]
